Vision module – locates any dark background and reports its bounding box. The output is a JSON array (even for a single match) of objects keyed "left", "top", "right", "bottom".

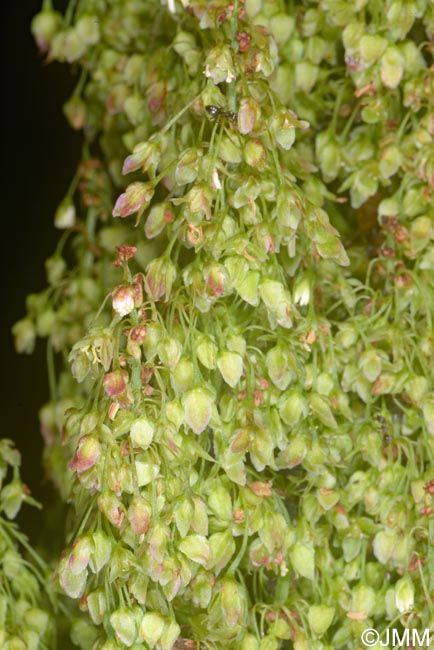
[{"left": 1, "top": 2, "right": 81, "bottom": 539}]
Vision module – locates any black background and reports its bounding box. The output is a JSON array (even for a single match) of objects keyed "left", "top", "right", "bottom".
[{"left": 1, "top": 2, "right": 81, "bottom": 539}]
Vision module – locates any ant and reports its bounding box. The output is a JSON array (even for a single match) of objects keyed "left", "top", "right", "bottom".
[
  {"left": 375, "top": 414, "right": 392, "bottom": 444},
  {"left": 205, "top": 105, "right": 237, "bottom": 122}
]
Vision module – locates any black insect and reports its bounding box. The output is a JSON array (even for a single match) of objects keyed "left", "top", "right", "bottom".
[
  {"left": 376, "top": 414, "right": 392, "bottom": 444},
  {"left": 205, "top": 105, "right": 237, "bottom": 122}
]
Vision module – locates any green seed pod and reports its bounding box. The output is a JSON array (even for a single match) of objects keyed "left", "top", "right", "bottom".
[
  {"left": 290, "top": 542, "right": 315, "bottom": 580},
  {"left": 316, "top": 132, "right": 341, "bottom": 182},
  {"left": 75, "top": 15, "right": 99, "bottom": 47},
  {"left": 130, "top": 417, "right": 154, "bottom": 450},
  {"left": 317, "top": 489, "right": 339, "bottom": 511},
  {"left": 371, "top": 372, "right": 397, "bottom": 396},
  {"left": 63, "top": 96, "right": 86, "bottom": 130},
  {"left": 405, "top": 375, "right": 428, "bottom": 405},
  {"left": 23, "top": 608, "right": 50, "bottom": 637},
  {"left": 12, "top": 318, "right": 36, "bottom": 354},
  {"left": 58, "top": 556, "right": 87, "bottom": 599},
  {"left": 259, "top": 635, "right": 279, "bottom": 650},
  {"left": 87, "top": 589, "right": 107, "bottom": 625},
  {"left": 395, "top": 575, "right": 414, "bottom": 612},
  {"left": 178, "top": 534, "right": 210, "bottom": 567},
  {"left": 250, "top": 427, "right": 274, "bottom": 471},
  {"left": 163, "top": 404, "right": 182, "bottom": 434},
  {"left": 403, "top": 185, "right": 426, "bottom": 216},
  {"left": 160, "top": 619, "right": 181, "bottom": 650},
  {"left": 232, "top": 177, "right": 261, "bottom": 207},
  {"left": 276, "top": 435, "right": 307, "bottom": 468},
  {"left": 69, "top": 619, "right": 99, "bottom": 650},
  {"left": 409, "top": 215, "right": 433, "bottom": 255},
  {"left": 226, "top": 333, "right": 246, "bottom": 357},
  {"left": 31, "top": 10, "right": 63, "bottom": 52},
  {"left": 373, "top": 529, "right": 398, "bottom": 565},
  {"left": 204, "top": 44, "right": 236, "bottom": 84},
  {"left": 97, "top": 492, "right": 124, "bottom": 528},
  {"left": 237, "top": 97, "right": 259, "bottom": 134},
  {"left": 112, "top": 181, "right": 155, "bottom": 219},
  {"left": 309, "top": 394, "right": 337, "bottom": 429},
  {"left": 158, "top": 337, "right": 182, "bottom": 368},
  {"left": 345, "top": 470, "right": 370, "bottom": 506},
  {"left": 386, "top": 0, "right": 416, "bottom": 40},
  {"left": 171, "top": 358, "right": 195, "bottom": 394},
  {"left": 241, "top": 633, "right": 260, "bottom": 650},
  {"left": 208, "top": 484, "right": 233, "bottom": 522},
  {"left": 123, "top": 140, "right": 161, "bottom": 176},
  {"left": 307, "top": 605, "right": 335, "bottom": 636},
  {"left": 279, "top": 391, "right": 304, "bottom": 426},
  {"left": 184, "top": 183, "right": 213, "bottom": 221},
  {"left": 266, "top": 346, "right": 293, "bottom": 390},
  {"left": 135, "top": 460, "right": 159, "bottom": 487},
  {"left": 270, "top": 617, "right": 292, "bottom": 640},
  {"left": 235, "top": 270, "right": 260, "bottom": 306},
  {"left": 217, "top": 351, "right": 244, "bottom": 387},
  {"left": 360, "top": 349, "right": 382, "bottom": 382},
  {"left": 360, "top": 432, "right": 383, "bottom": 469},
  {"left": 68, "top": 535, "right": 93, "bottom": 575},
  {"left": 205, "top": 264, "right": 229, "bottom": 299},
  {"left": 269, "top": 109, "right": 297, "bottom": 150},
  {"left": 190, "top": 571, "right": 212, "bottom": 608},
  {"left": 176, "top": 148, "right": 201, "bottom": 185},
  {"left": 110, "top": 607, "right": 137, "bottom": 647},
  {"left": 259, "top": 511, "right": 291, "bottom": 552},
  {"left": 122, "top": 54, "right": 145, "bottom": 85},
  {"left": 243, "top": 139, "right": 266, "bottom": 168},
  {"left": 173, "top": 31, "right": 200, "bottom": 75},
  {"left": 218, "top": 135, "right": 243, "bottom": 164},
  {"left": 124, "top": 94, "right": 147, "bottom": 126},
  {"left": 315, "top": 372, "right": 334, "bottom": 396},
  {"left": 191, "top": 496, "right": 208, "bottom": 536},
  {"left": 379, "top": 145, "right": 402, "bottom": 179},
  {"left": 209, "top": 530, "right": 236, "bottom": 574},
  {"left": 380, "top": 46, "right": 405, "bottom": 89},
  {"left": 400, "top": 41, "right": 425, "bottom": 73},
  {"left": 351, "top": 583, "right": 376, "bottom": 616},
  {"left": 359, "top": 35, "right": 388, "bottom": 66},
  {"left": 1, "top": 480, "right": 25, "bottom": 520},
  {"left": 259, "top": 279, "right": 286, "bottom": 310},
  {"left": 89, "top": 529, "right": 112, "bottom": 573},
  {"left": 269, "top": 13, "right": 295, "bottom": 43},
  {"left": 62, "top": 408, "right": 82, "bottom": 445},
  {"left": 174, "top": 497, "right": 193, "bottom": 538},
  {"left": 54, "top": 199, "right": 76, "bottom": 229},
  {"left": 182, "top": 387, "right": 214, "bottom": 434},
  {"left": 127, "top": 497, "right": 151, "bottom": 535},
  {"left": 422, "top": 394, "right": 434, "bottom": 435},
  {"left": 69, "top": 434, "right": 101, "bottom": 474},
  {"left": 220, "top": 578, "right": 247, "bottom": 629},
  {"left": 145, "top": 257, "right": 177, "bottom": 301},
  {"left": 99, "top": 641, "right": 122, "bottom": 650},
  {"left": 295, "top": 61, "right": 318, "bottom": 93}
]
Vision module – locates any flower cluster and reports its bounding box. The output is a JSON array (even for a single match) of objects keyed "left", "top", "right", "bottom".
[
  {"left": 0, "top": 440, "right": 56, "bottom": 649},
  {"left": 14, "top": 0, "right": 434, "bottom": 648}
]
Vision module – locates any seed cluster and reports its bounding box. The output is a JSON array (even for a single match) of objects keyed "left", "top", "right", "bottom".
[
  {"left": 0, "top": 440, "right": 56, "bottom": 649},
  {"left": 12, "top": 0, "right": 434, "bottom": 648}
]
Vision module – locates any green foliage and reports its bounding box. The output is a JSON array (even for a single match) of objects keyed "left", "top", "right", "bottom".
[{"left": 11, "top": 0, "right": 434, "bottom": 648}]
